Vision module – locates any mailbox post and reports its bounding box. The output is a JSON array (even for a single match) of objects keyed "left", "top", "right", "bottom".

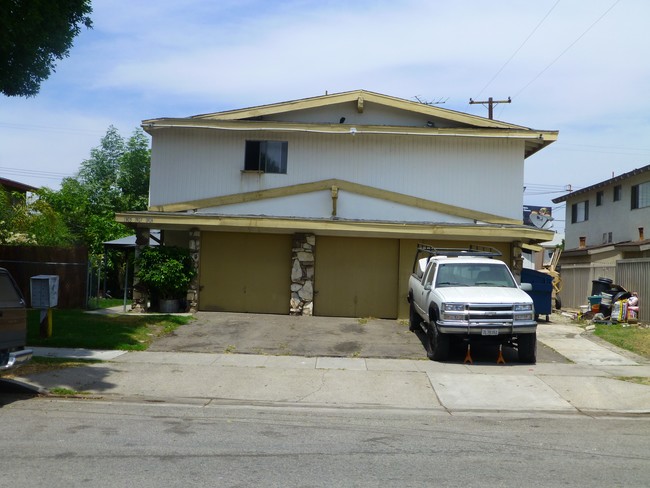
[{"left": 30, "top": 275, "right": 59, "bottom": 338}]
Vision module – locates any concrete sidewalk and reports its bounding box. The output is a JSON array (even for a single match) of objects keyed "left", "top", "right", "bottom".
[{"left": 21, "top": 321, "right": 650, "bottom": 416}]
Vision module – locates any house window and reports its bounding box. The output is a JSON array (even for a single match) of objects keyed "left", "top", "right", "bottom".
[
  {"left": 613, "top": 185, "right": 622, "bottom": 201},
  {"left": 244, "top": 141, "right": 288, "bottom": 174},
  {"left": 571, "top": 200, "right": 589, "bottom": 223},
  {"left": 631, "top": 181, "right": 650, "bottom": 209},
  {"left": 596, "top": 190, "right": 604, "bottom": 206}
]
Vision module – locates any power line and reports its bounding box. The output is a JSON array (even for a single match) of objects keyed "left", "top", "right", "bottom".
[
  {"left": 0, "top": 165, "right": 74, "bottom": 181},
  {"left": 475, "top": 0, "right": 561, "bottom": 99},
  {"left": 0, "top": 121, "right": 105, "bottom": 136},
  {"left": 512, "top": 0, "right": 621, "bottom": 100}
]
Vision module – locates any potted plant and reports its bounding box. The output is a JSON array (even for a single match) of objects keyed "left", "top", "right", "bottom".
[{"left": 135, "top": 245, "right": 196, "bottom": 312}]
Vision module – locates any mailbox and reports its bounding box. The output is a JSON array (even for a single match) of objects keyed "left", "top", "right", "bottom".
[{"left": 30, "top": 275, "right": 59, "bottom": 308}]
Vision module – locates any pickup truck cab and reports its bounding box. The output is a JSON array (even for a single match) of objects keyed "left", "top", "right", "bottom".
[
  {"left": 0, "top": 268, "right": 32, "bottom": 371},
  {"left": 407, "top": 246, "right": 537, "bottom": 363}
]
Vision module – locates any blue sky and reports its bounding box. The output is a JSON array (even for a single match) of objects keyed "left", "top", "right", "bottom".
[{"left": 1, "top": 0, "right": 649, "bottom": 231}]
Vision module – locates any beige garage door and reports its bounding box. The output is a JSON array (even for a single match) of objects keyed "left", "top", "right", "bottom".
[
  {"left": 200, "top": 232, "right": 291, "bottom": 314},
  {"left": 315, "top": 236, "right": 399, "bottom": 318}
]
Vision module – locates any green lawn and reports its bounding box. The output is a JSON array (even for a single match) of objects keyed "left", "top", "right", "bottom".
[
  {"left": 27, "top": 309, "right": 192, "bottom": 351},
  {"left": 594, "top": 323, "right": 650, "bottom": 359}
]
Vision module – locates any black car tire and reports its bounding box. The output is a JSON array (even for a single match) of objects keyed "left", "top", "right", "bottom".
[
  {"left": 427, "top": 322, "right": 449, "bottom": 361},
  {"left": 518, "top": 333, "right": 537, "bottom": 364}
]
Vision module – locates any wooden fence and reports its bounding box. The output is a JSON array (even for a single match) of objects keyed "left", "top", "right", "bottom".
[{"left": 0, "top": 246, "right": 88, "bottom": 308}]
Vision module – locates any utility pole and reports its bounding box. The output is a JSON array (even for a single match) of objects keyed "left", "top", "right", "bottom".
[{"left": 469, "top": 96, "right": 511, "bottom": 119}]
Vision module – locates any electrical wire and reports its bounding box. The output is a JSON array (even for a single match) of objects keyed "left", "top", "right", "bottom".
[
  {"left": 0, "top": 121, "right": 105, "bottom": 136},
  {"left": 512, "top": 0, "right": 622, "bottom": 100},
  {"left": 475, "top": 0, "right": 561, "bottom": 99},
  {"left": 0, "top": 165, "right": 73, "bottom": 181}
]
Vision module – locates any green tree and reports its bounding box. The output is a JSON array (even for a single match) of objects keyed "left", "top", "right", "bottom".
[
  {"left": 0, "top": 0, "right": 93, "bottom": 97},
  {"left": 78, "top": 125, "right": 125, "bottom": 212},
  {"left": 0, "top": 188, "right": 73, "bottom": 246},
  {"left": 117, "top": 129, "right": 151, "bottom": 211},
  {"left": 41, "top": 126, "right": 151, "bottom": 256}
]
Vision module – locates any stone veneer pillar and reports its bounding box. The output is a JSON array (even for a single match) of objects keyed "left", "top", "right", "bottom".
[
  {"left": 290, "top": 233, "right": 316, "bottom": 315},
  {"left": 187, "top": 228, "right": 200, "bottom": 313}
]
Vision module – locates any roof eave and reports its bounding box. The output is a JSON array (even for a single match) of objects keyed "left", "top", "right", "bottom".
[
  {"left": 116, "top": 211, "right": 553, "bottom": 243},
  {"left": 142, "top": 118, "right": 558, "bottom": 148},
  {"left": 552, "top": 164, "right": 650, "bottom": 203}
]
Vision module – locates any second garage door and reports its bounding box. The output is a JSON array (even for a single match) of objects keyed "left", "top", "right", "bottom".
[
  {"left": 314, "top": 236, "right": 399, "bottom": 318},
  {"left": 199, "top": 232, "right": 291, "bottom": 314}
]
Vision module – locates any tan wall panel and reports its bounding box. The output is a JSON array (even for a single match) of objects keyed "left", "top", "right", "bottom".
[
  {"left": 200, "top": 232, "right": 291, "bottom": 314},
  {"left": 315, "top": 236, "right": 399, "bottom": 318}
]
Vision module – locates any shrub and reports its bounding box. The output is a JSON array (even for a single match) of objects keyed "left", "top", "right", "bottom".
[{"left": 135, "top": 246, "right": 195, "bottom": 300}]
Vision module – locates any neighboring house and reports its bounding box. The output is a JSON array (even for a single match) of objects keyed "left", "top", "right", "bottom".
[
  {"left": 0, "top": 177, "right": 37, "bottom": 205},
  {"left": 117, "top": 90, "right": 557, "bottom": 318},
  {"left": 551, "top": 164, "right": 650, "bottom": 314},
  {"left": 552, "top": 164, "right": 650, "bottom": 254}
]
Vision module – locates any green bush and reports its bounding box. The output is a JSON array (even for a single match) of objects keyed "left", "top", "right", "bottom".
[{"left": 135, "top": 246, "right": 195, "bottom": 300}]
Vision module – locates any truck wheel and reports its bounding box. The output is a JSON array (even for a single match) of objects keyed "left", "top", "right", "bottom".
[
  {"left": 427, "top": 323, "right": 449, "bottom": 361},
  {"left": 518, "top": 333, "right": 537, "bottom": 364},
  {"left": 409, "top": 303, "right": 421, "bottom": 332}
]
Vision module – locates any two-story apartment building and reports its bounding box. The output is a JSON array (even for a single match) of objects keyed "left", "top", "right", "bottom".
[
  {"left": 552, "top": 164, "right": 650, "bottom": 254},
  {"left": 552, "top": 164, "right": 650, "bottom": 315},
  {"left": 117, "top": 90, "right": 557, "bottom": 318}
]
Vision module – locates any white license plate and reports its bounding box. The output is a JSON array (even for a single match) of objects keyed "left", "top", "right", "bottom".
[{"left": 481, "top": 329, "right": 499, "bottom": 336}]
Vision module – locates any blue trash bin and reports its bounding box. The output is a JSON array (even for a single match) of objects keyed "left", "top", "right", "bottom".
[{"left": 521, "top": 268, "right": 554, "bottom": 320}]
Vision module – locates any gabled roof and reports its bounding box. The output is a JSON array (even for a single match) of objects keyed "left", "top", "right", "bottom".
[
  {"left": 190, "top": 89, "right": 524, "bottom": 129},
  {"left": 0, "top": 177, "right": 37, "bottom": 192},
  {"left": 142, "top": 90, "right": 558, "bottom": 158},
  {"left": 552, "top": 164, "right": 650, "bottom": 204}
]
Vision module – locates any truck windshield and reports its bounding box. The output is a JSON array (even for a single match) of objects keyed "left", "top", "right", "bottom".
[{"left": 435, "top": 263, "right": 516, "bottom": 288}]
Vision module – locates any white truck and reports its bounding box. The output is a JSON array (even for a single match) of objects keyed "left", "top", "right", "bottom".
[{"left": 407, "top": 246, "right": 537, "bottom": 363}]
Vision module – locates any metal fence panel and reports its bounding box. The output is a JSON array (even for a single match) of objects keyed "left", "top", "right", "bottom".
[
  {"left": 616, "top": 258, "right": 650, "bottom": 322},
  {"left": 560, "top": 264, "right": 615, "bottom": 309}
]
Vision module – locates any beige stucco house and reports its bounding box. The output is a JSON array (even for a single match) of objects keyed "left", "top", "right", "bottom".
[{"left": 117, "top": 90, "right": 557, "bottom": 318}]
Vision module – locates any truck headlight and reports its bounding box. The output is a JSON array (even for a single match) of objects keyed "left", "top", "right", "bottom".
[
  {"left": 514, "top": 304, "right": 533, "bottom": 312},
  {"left": 442, "top": 303, "right": 465, "bottom": 321}
]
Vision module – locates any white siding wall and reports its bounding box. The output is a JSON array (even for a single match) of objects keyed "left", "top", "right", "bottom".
[
  {"left": 149, "top": 128, "right": 525, "bottom": 221},
  {"left": 199, "top": 190, "right": 475, "bottom": 223},
  {"left": 563, "top": 172, "right": 650, "bottom": 249},
  {"left": 270, "top": 102, "right": 463, "bottom": 128}
]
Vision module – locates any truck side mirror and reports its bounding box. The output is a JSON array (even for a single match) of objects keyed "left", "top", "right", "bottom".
[{"left": 520, "top": 282, "right": 533, "bottom": 292}]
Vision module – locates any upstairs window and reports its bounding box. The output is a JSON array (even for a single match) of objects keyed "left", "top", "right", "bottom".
[
  {"left": 596, "top": 190, "right": 604, "bottom": 206},
  {"left": 244, "top": 141, "right": 288, "bottom": 174},
  {"left": 631, "top": 181, "right": 650, "bottom": 209},
  {"left": 571, "top": 200, "right": 589, "bottom": 223},
  {"left": 613, "top": 185, "right": 622, "bottom": 201}
]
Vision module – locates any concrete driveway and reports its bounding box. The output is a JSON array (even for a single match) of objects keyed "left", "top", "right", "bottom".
[{"left": 148, "top": 311, "right": 569, "bottom": 364}]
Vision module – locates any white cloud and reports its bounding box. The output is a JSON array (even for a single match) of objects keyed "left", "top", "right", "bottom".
[{"left": 1, "top": 0, "right": 649, "bottom": 204}]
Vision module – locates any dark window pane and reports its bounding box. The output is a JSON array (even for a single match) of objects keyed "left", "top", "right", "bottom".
[
  {"left": 245, "top": 141, "right": 261, "bottom": 170},
  {"left": 244, "top": 140, "right": 287, "bottom": 173}
]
